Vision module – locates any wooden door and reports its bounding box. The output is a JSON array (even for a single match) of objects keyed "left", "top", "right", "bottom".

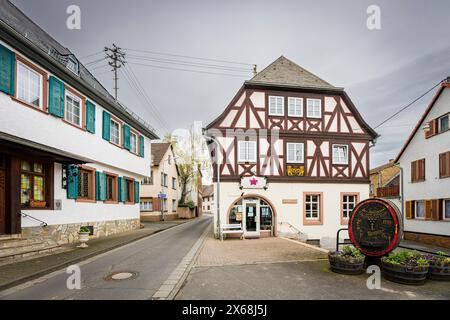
[{"left": 0, "top": 168, "right": 5, "bottom": 234}]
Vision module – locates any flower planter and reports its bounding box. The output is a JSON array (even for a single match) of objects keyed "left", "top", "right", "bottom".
[
  {"left": 328, "top": 252, "right": 365, "bottom": 275},
  {"left": 381, "top": 261, "right": 429, "bottom": 285},
  {"left": 77, "top": 231, "right": 90, "bottom": 248},
  {"left": 428, "top": 263, "right": 450, "bottom": 281}
]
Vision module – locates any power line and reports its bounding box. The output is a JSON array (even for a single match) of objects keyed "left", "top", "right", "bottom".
[
  {"left": 78, "top": 50, "right": 104, "bottom": 60},
  {"left": 105, "top": 44, "right": 126, "bottom": 101},
  {"left": 123, "top": 47, "right": 254, "bottom": 66},
  {"left": 84, "top": 56, "right": 106, "bottom": 67},
  {"left": 127, "top": 61, "right": 249, "bottom": 78},
  {"left": 374, "top": 77, "right": 448, "bottom": 129}
]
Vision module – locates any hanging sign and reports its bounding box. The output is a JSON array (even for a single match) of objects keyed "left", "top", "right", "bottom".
[
  {"left": 239, "top": 175, "right": 268, "bottom": 190},
  {"left": 348, "top": 198, "right": 402, "bottom": 257}
]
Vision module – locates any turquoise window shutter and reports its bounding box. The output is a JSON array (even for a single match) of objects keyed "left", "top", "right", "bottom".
[
  {"left": 122, "top": 178, "right": 127, "bottom": 203},
  {"left": 100, "top": 173, "right": 107, "bottom": 201},
  {"left": 48, "top": 76, "right": 65, "bottom": 117},
  {"left": 86, "top": 101, "right": 96, "bottom": 133},
  {"left": 134, "top": 181, "right": 139, "bottom": 203},
  {"left": 102, "top": 111, "right": 111, "bottom": 141},
  {"left": 0, "top": 44, "right": 15, "bottom": 96},
  {"left": 67, "top": 165, "right": 79, "bottom": 199},
  {"left": 95, "top": 171, "right": 100, "bottom": 200},
  {"left": 123, "top": 124, "right": 131, "bottom": 150},
  {"left": 117, "top": 177, "right": 122, "bottom": 202},
  {"left": 139, "top": 135, "right": 144, "bottom": 157}
]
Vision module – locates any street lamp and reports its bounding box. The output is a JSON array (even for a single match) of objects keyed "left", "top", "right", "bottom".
[{"left": 202, "top": 129, "right": 221, "bottom": 239}]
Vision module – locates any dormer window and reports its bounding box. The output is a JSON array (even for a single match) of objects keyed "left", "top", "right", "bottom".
[{"left": 66, "top": 55, "right": 80, "bottom": 75}]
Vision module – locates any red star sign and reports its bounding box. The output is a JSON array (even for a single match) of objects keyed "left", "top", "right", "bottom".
[{"left": 250, "top": 178, "right": 258, "bottom": 186}]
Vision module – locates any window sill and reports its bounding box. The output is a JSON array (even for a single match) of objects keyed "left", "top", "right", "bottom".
[
  {"left": 12, "top": 97, "right": 47, "bottom": 115},
  {"left": 76, "top": 198, "right": 96, "bottom": 203},
  {"left": 21, "top": 206, "right": 52, "bottom": 210},
  {"left": 411, "top": 180, "right": 425, "bottom": 183},
  {"left": 125, "top": 201, "right": 135, "bottom": 205},
  {"left": 304, "top": 219, "right": 323, "bottom": 226},
  {"left": 104, "top": 200, "right": 119, "bottom": 204},
  {"left": 63, "top": 118, "right": 85, "bottom": 132}
]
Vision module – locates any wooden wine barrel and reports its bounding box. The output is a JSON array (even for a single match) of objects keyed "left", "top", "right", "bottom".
[{"left": 348, "top": 198, "right": 403, "bottom": 257}]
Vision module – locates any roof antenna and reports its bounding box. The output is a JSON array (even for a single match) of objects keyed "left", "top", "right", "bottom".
[{"left": 252, "top": 64, "right": 257, "bottom": 77}]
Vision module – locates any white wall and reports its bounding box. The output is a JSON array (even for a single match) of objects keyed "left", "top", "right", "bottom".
[
  {"left": 21, "top": 163, "right": 140, "bottom": 228},
  {"left": 399, "top": 87, "right": 450, "bottom": 236},
  {"left": 213, "top": 181, "right": 369, "bottom": 249}
]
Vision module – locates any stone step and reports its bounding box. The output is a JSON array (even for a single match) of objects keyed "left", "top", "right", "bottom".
[
  {"left": 0, "top": 241, "right": 60, "bottom": 259},
  {"left": 0, "top": 238, "right": 43, "bottom": 249}
]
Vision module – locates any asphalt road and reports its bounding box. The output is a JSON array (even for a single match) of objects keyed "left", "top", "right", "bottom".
[{"left": 0, "top": 216, "right": 212, "bottom": 300}]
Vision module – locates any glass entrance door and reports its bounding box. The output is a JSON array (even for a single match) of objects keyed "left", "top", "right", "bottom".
[{"left": 243, "top": 200, "right": 260, "bottom": 237}]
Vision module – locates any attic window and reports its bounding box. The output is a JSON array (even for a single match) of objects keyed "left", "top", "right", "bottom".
[{"left": 66, "top": 55, "right": 80, "bottom": 75}]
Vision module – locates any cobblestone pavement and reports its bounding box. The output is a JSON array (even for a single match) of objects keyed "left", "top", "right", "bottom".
[{"left": 196, "top": 234, "right": 328, "bottom": 267}]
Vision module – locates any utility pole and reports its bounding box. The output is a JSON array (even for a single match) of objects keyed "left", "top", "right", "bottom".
[{"left": 105, "top": 44, "right": 126, "bottom": 101}]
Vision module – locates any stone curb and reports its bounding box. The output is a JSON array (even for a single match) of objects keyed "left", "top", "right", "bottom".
[
  {"left": 0, "top": 221, "right": 190, "bottom": 292},
  {"left": 152, "top": 222, "right": 212, "bottom": 300}
]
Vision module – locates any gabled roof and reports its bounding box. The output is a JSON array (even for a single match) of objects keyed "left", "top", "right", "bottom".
[
  {"left": 394, "top": 82, "right": 450, "bottom": 163},
  {"left": 370, "top": 160, "right": 396, "bottom": 174},
  {"left": 151, "top": 143, "right": 172, "bottom": 166},
  {"left": 246, "top": 56, "right": 338, "bottom": 90},
  {"left": 202, "top": 185, "right": 214, "bottom": 197},
  {"left": 0, "top": 0, "right": 158, "bottom": 139}
]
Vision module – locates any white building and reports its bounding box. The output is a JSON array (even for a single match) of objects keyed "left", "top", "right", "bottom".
[
  {"left": 202, "top": 185, "right": 214, "bottom": 213},
  {"left": 395, "top": 81, "right": 450, "bottom": 248},
  {"left": 205, "top": 56, "right": 378, "bottom": 248},
  {"left": 0, "top": 1, "right": 158, "bottom": 254}
]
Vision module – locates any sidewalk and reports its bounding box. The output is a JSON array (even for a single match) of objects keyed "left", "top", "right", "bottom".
[
  {"left": 0, "top": 219, "right": 189, "bottom": 291},
  {"left": 399, "top": 240, "right": 450, "bottom": 256}
]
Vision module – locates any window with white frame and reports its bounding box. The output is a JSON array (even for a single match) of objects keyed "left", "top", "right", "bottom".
[
  {"left": 306, "top": 98, "right": 321, "bottom": 118},
  {"left": 415, "top": 200, "right": 425, "bottom": 219},
  {"left": 287, "top": 143, "right": 304, "bottom": 163},
  {"left": 288, "top": 97, "right": 303, "bottom": 117},
  {"left": 110, "top": 119, "right": 121, "bottom": 145},
  {"left": 130, "top": 132, "right": 138, "bottom": 154},
  {"left": 305, "top": 194, "right": 320, "bottom": 220},
  {"left": 268, "top": 96, "right": 284, "bottom": 116},
  {"left": 443, "top": 199, "right": 450, "bottom": 221},
  {"left": 332, "top": 145, "right": 348, "bottom": 164},
  {"left": 140, "top": 200, "right": 153, "bottom": 212},
  {"left": 238, "top": 141, "right": 257, "bottom": 163},
  {"left": 342, "top": 194, "right": 357, "bottom": 219},
  {"left": 65, "top": 92, "right": 82, "bottom": 127},
  {"left": 438, "top": 114, "right": 449, "bottom": 133},
  {"left": 17, "top": 62, "right": 43, "bottom": 109}
]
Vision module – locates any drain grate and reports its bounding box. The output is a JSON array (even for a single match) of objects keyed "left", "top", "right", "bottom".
[{"left": 104, "top": 271, "right": 139, "bottom": 281}]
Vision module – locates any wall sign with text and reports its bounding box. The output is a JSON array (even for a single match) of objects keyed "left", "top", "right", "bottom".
[{"left": 239, "top": 175, "right": 268, "bottom": 190}]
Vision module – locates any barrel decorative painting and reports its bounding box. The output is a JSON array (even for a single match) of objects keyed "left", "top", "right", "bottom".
[{"left": 348, "top": 198, "right": 402, "bottom": 257}]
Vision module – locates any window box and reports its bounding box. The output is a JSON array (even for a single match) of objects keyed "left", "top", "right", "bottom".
[{"left": 30, "top": 200, "right": 47, "bottom": 208}]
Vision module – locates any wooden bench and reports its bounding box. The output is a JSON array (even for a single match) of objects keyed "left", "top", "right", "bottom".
[{"left": 220, "top": 223, "right": 244, "bottom": 241}]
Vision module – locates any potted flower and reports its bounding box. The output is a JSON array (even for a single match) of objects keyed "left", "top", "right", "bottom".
[
  {"left": 77, "top": 226, "right": 91, "bottom": 248},
  {"left": 426, "top": 251, "right": 450, "bottom": 281},
  {"left": 328, "top": 245, "right": 365, "bottom": 275},
  {"left": 381, "top": 250, "right": 429, "bottom": 285}
]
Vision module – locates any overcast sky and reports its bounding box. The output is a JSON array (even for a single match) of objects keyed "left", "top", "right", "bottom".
[{"left": 11, "top": 0, "right": 450, "bottom": 168}]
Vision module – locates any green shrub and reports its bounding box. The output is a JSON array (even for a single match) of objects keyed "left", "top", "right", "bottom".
[
  {"left": 340, "top": 245, "right": 363, "bottom": 258},
  {"left": 79, "top": 226, "right": 90, "bottom": 233},
  {"left": 178, "top": 200, "right": 196, "bottom": 210},
  {"left": 382, "top": 250, "right": 429, "bottom": 267}
]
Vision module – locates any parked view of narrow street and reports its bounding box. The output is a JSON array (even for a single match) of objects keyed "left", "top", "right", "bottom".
[{"left": 0, "top": 0, "right": 449, "bottom": 314}]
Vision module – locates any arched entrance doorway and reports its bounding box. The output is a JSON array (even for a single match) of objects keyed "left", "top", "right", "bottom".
[{"left": 227, "top": 195, "right": 276, "bottom": 238}]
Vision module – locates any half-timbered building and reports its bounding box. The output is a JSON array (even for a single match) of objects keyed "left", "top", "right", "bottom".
[
  {"left": 206, "top": 56, "right": 378, "bottom": 247},
  {"left": 0, "top": 1, "right": 158, "bottom": 259}
]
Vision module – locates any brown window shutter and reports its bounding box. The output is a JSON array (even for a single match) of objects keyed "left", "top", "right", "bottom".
[
  {"left": 425, "top": 119, "right": 438, "bottom": 138},
  {"left": 430, "top": 199, "right": 442, "bottom": 221},
  {"left": 152, "top": 197, "right": 161, "bottom": 212},
  {"left": 419, "top": 159, "right": 425, "bottom": 181},
  {"left": 405, "top": 200, "right": 414, "bottom": 219},
  {"left": 424, "top": 200, "right": 432, "bottom": 220},
  {"left": 440, "top": 151, "right": 450, "bottom": 178},
  {"left": 411, "top": 161, "right": 416, "bottom": 182}
]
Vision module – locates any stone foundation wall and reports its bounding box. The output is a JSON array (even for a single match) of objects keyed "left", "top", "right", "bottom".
[
  {"left": 404, "top": 231, "right": 450, "bottom": 249},
  {"left": 21, "top": 218, "right": 140, "bottom": 245},
  {"left": 177, "top": 207, "right": 196, "bottom": 219},
  {"left": 140, "top": 212, "right": 178, "bottom": 222}
]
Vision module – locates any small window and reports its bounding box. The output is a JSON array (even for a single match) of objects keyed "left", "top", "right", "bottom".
[
  {"left": 105, "top": 174, "right": 118, "bottom": 202},
  {"left": 288, "top": 97, "right": 303, "bottom": 117},
  {"left": 20, "top": 161, "right": 47, "bottom": 208},
  {"left": 130, "top": 132, "right": 138, "bottom": 154},
  {"left": 342, "top": 194, "right": 358, "bottom": 220},
  {"left": 305, "top": 194, "right": 320, "bottom": 220},
  {"left": 160, "top": 173, "right": 168, "bottom": 187},
  {"left": 172, "top": 177, "right": 177, "bottom": 189},
  {"left": 332, "top": 145, "right": 348, "bottom": 165},
  {"left": 444, "top": 199, "right": 450, "bottom": 221},
  {"left": 17, "top": 61, "right": 43, "bottom": 109},
  {"left": 172, "top": 199, "right": 177, "bottom": 212},
  {"left": 125, "top": 178, "right": 134, "bottom": 203},
  {"left": 66, "top": 55, "right": 80, "bottom": 75},
  {"left": 65, "top": 92, "right": 82, "bottom": 127},
  {"left": 110, "top": 119, "right": 121, "bottom": 145},
  {"left": 438, "top": 114, "right": 449, "bottom": 133},
  {"left": 268, "top": 96, "right": 284, "bottom": 116},
  {"left": 238, "top": 141, "right": 257, "bottom": 163},
  {"left": 286, "top": 143, "right": 304, "bottom": 163},
  {"left": 415, "top": 200, "right": 425, "bottom": 219},
  {"left": 306, "top": 98, "right": 321, "bottom": 118},
  {"left": 142, "top": 176, "right": 153, "bottom": 185},
  {"left": 140, "top": 200, "right": 153, "bottom": 212},
  {"left": 77, "top": 167, "right": 95, "bottom": 201}
]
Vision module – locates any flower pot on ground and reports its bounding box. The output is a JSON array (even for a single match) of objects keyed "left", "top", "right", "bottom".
[
  {"left": 425, "top": 251, "right": 450, "bottom": 281},
  {"left": 328, "top": 246, "right": 365, "bottom": 275},
  {"left": 77, "top": 227, "right": 91, "bottom": 248},
  {"left": 381, "top": 250, "right": 429, "bottom": 285}
]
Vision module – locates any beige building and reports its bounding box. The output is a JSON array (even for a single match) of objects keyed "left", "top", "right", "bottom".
[
  {"left": 202, "top": 185, "right": 214, "bottom": 213},
  {"left": 369, "top": 160, "right": 400, "bottom": 198},
  {"left": 140, "top": 143, "right": 179, "bottom": 221}
]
